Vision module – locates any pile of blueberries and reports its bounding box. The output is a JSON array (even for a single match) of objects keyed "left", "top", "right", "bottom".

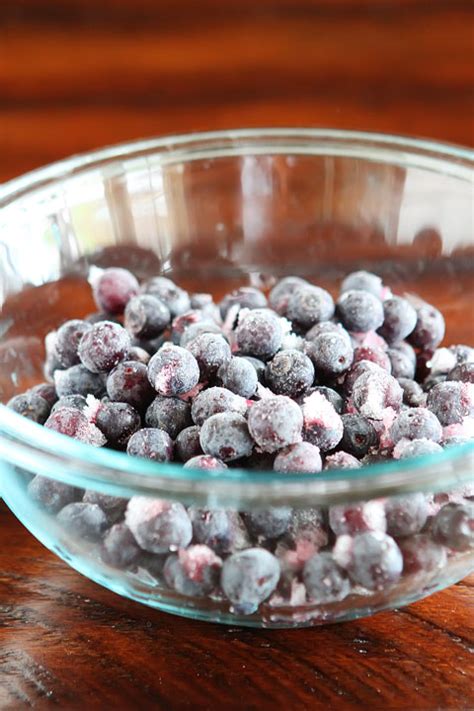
[{"left": 7, "top": 267, "right": 474, "bottom": 615}]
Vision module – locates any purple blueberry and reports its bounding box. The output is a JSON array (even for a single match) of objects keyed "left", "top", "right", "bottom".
[
  {"left": 127, "top": 345, "right": 151, "bottom": 365},
  {"left": 388, "top": 346, "right": 416, "bottom": 380},
  {"left": 377, "top": 296, "right": 417, "bottom": 344},
  {"left": 125, "top": 497, "right": 192, "bottom": 553},
  {"left": 265, "top": 349, "right": 315, "bottom": 398},
  {"left": 343, "top": 360, "right": 385, "bottom": 398},
  {"left": 242, "top": 356, "right": 267, "bottom": 383},
  {"left": 78, "top": 321, "right": 131, "bottom": 373},
  {"left": 218, "top": 357, "right": 258, "bottom": 398},
  {"left": 7, "top": 391, "right": 51, "bottom": 424},
  {"left": 171, "top": 310, "right": 206, "bottom": 343},
  {"left": 183, "top": 455, "right": 228, "bottom": 471},
  {"left": 236, "top": 309, "right": 283, "bottom": 360},
  {"left": 187, "top": 508, "right": 250, "bottom": 554},
  {"left": 397, "top": 378, "right": 426, "bottom": 407},
  {"left": 51, "top": 395, "right": 87, "bottom": 414},
  {"left": 353, "top": 345, "right": 391, "bottom": 373},
  {"left": 82, "top": 490, "right": 128, "bottom": 524},
  {"left": 304, "top": 332, "right": 353, "bottom": 378},
  {"left": 301, "top": 391, "right": 344, "bottom": 452},
  {"left": 145, "top": 396, "right": 192, "bottom": 439},
  {"left": 107, "top": 360, "right": 155, "bottom": 411},
  {"left": 95, "top": 401, "right": 141, "bottom": 448},
  {"left": 101, "top": 523, "right": 142, "bottom": 568},
  {"left": 398, "top": 534, "right": 447, "bottom": 575},
  {"left": 324, "top": 451, "right": 362, "bottom": 469},
  {"left": 448, "top": 362, "right": 474, "bottom": 384},
  {"left": 248, "top": 396, "right": 303, "bottom": 453},
  {"left": 126, "top": 428, "right": 173, "bottom": 462},
  {"left": 27, "top": 475, "right": 83, "bottom": 513},
  {"left": 180, "top": 321, "right": 223, "bottom": 348},
  {"left": 219, "top": 286, "right": 267, "bottom": 319},
  {"left": 199, "top": 412, "right": 253, "bottom": 462},
  {"left": 431, "top": 503, "right": 473, "bottom": 551},
  {"left": 303, "top": 553, "right": 350, "bottom": 603},
  {"left": 408, "top": 301, "right": 445, "bottom": 350},
  {"left": 346, "top": 531, "right": 403, "bottom": 590},
  {"left": 175, "top": 425, "right": 202, "bottom": 462},
  {"left": 190, "top": 292, "right": 214, "bottom": 310},
  {"left": 269, "top": 276, "right": 309, "bottom": 316},
  {"left": 92, "top": 267, "right": 139, "bottom": 314},
  {"left": 57, "top": 502, "right": 109, "bottom": 541},
  {"left": 30, "top": 382, "right": 58, "bottom": 407},
  {"left": 124, "top": 294, "right": 170, "bottom": 339},
  {"left": 337, "top": 290, "right": 384, "bottom": 333},
  {"left": 148, "top": 344, "right": 200, "bottom": 396},
  {"left": 340, "top": 414, "right": 379, "bottom": 458},
  {"left": 286, "top": 284, "right": 335, "bottom": 330},
  {"left": 221, "top": 548, "right": 280, "bottom": 614},
  {"left": 191, "top": 387, "right": 247, "bottom": 426},
  {"left": 54, "top": 319, "right": 92, "bottom": 368},
  {"left": 329, "top": 500, "right": 386, "bottom": 536},
  {"left": 352, "top": 370, "right": 403, "bottom": 420},
  {"left": 164, "top": 545, "right": 222, "bottom": 597},
  {"left": 393, "top": 438, "right": 443, "bottom": 460},
  {"left": 427, "top": 381, "right": 474, "bottom": 425},
  {"left": 390, "top": 407, "right": 442, "bottom": 444},
  {"left": 54, "top": 364, "right": 106, "bottom": 399},
  {"left": 243, "top": 508, "right": 292, "bottom": 540},
  {"left": 385, "top": 493, "right": 429, "bottom": 537},
  {"left": 273, "top": 442, "right": 322, "bottom": 473},
  {"left": 186, "top": 332, "right": 231, "bottom": 379},
  {"left": 142, "top": 276, "right": 191, "bottom": 317},
  {"left": 341, "top": 271, "right": 383, "bottom": 299},
  {"left": 45, "top": 407, "right": 106, "bottom": 446},
  {"left": 305, "top": 386, "right": 344, "bottom": 414}
]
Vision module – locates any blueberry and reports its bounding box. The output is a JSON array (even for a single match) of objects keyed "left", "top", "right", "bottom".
[
  {"left": 52, "top": 396, "right": 88, "bottom": 415},
  {"left": 286, "top": 284, "right": 335, "bottom": 330},
  {"left": 200, "top": 412, "right": 253, "bottom": 462},
  {"left": 180, "top": 321, "right": 224, "bottom": 348},
  {"left": 124, "top": 294, "right": 170, "bottom": 338},
  {"left": 273, "top": 442, "right": 322, "bottom": 473},
  {"left": 353, "top": 345, "right": 391, "bottom": 373},
  {"left": 54, "top": 319, "right": 92, "bottom": 368},
  {"left": 57, "top": 502, "right": 109, "bottom": 542},
  {"left": 343, "top": 360, "right": 386, "bottom": 397},
  {"left": 431, "top": 503, "right": 474, "bottom": 551},
  {"left": 265, "top": 349, "right": 315, "bottom": 398},
  {"left": 126, "top": 428, "right": 173, "bottom": 462},
  {"left": 175, "top": 425, "right": 202, "bottom": 462},
  {"left": 30, "top": 382, "right": 58, "bottom": 407},
  {"left": 329, "top": 500, "right": 386, "bottom": 536},
  {"left": 125, "top": 497, "right": 192, "bottom": 553},
  {"left": 385, "top": 493, "right": 429, "bottom": 537},
  {"left": 398, "top": 534, "right": 447, "bottom": 575},
  {"left": 324, "top": 451, "right": 362, "bottom": 469},
  {"left": 54, "top": 364, "right": 106, "bottom": 399},
  {"left": 221, "top": 548, "right": 280, "bottom": 614},
  {"left": 337, "top": 290, "right": 384, "bottom": 333},
  {"left": 388, "top": 348, "right": 416, "bottom": 379},
  {"left": 186, "top": 332, "right": 231, "bottom": 379},
  {"left": 45, "top": 407, "right": 106, "bottom": 446},
  {"left": 397, "top": 378, "right": 426, "bottom": 407},
  {"left": 305, "top": 321, "right": 349, "bottom": 342},
  {"left": 341, "top": 271, "right": 383, "bottom": 299},
  {"left": 164, "top": 545, "right": 222, "bottom": 597},
  {"left": 147, "top": 344, "right": 200, "bottom": 396},
  {"left": 427, "top": 381, "right": 474, "bottom": 425},
  {"left": 287, "top": 508, "right": 329, "bottom": 553},
  {"left": 183, "top": 455, "right": 228, "bottom": 471},
  {"left": 219, "top": 286, "right": 267, "bottom": 319},
  {"left": 340, "top": 414, "right": 379, "bottom": 458},
  {"left": 82, "top": 490, "right": 128, "bottom": 524},
  {"left": 393, "top": 438, "right": 443, "bottom": 460},
  {"left": 352, "top": 370, "right": 403, "bottom": 420},
  {"left": 191, "top": 387, "right": 247, "bottom": 426},
  {"left": 217, "top": 357, "right": 258, "bottom": 398},
  {"left": 7, "top": 391, "right": 51, "bottom": 424},
  {"left": 248, "top": 396, "right": 303, "bottom": 453},
  {"left": 236, "top": 309, "right": 282, "bottom": 360},
  {"left": 107, "top": 360, "right": 155, "bottom": 411},
  {"left": 145, "top": 396, "right": 192, "bottom": 439},
  {"left": 187, "top": 508, "right": 249, "bottom": 554},
  {"left": 447, "top": 362, "right": 474, "bottom": 384},
  {"left": 305, "top": 332, "right": 353, "bottom": 378},
  {"left": 190, "top": 292, "right": 214, "bottom": 310},
  {"left": 243, "top": 508, "right": 292, "bottom": 540},
  {"left": 390, "top": 407, "right": 442, "bottom": 444},
  {"left": 303, "top": 553, "right": 350, "bottom": 603},
  {"left": 101, "top": 523, "right": 142, "bottom": 569},
  {"left": 377, "top": 296, "right": 417, "bottom": 344},
  {"left": 346, "top": 531, "right": 403, "bottom": 590},
  {"left": 95, "top": 401, "right": 141, "bottom": 448},
  {"left": 92, "top": 267, "right": 139, "bottom": 314},
  {"left": 303, "top": 386, "right": 344, "bottom": 414},
  {"left": 27, "top": 475, "right": 83, "bottom": 513},
  {"left": 269, "top": 276, "right": 309, "bottom": 316},
  {"left": 408, "top": 302, "right": 445, "bottom": 349},
  {"left": 242, "top": 356, "right": 267, "bottom": 383},
  {"left": 78, "top": 321, "right": 131, "bottom": 373},
  {"left": 142, "top": 276, "right": 191, "bottom": 317},
  {"left": 126, "top": 345, "right": 151, "bottom": 365},
  {"left": 301, "top": 391, "right": 343, "bottom": 452},
  {"left": 170, "top": 310, "right": 206, "bottom": 343}
]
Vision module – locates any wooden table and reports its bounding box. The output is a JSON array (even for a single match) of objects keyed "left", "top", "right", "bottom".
[{"left": 1, "top": 1, "right": 473, "bottom": 708}]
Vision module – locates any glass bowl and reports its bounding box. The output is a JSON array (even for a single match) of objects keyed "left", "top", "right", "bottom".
[{"left": 0, "top": 129, "right": 473, "bottom": 628}]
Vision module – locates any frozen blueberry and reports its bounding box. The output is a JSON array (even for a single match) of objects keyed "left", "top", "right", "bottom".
[
  {"left": 306, "top": 321, "right": 350, "bottom": 342},
  {"left": 353, "top": 345, "right": 391, "bottom": 373},
  {"left": 427, "top": 381, "right": 474, "bottom": 425},
  {"left": 217, "top": 357, "right": 258, "bottom": 398},
  {"left": 305, "top": 387, "right": 344, "bottom": 414},
  {"left": 343, "top": 360, "right": 385, "bottom": 398},
  {"left": 248, "top": 396, "right": 303, "bottom": 453},
  {"left": 377, "top": 296, "right": 417, "bottom": 344},
  {"left": 346, "top": 531, "right": 403, "bottom": 591},
  {"left": 337, "top": 290, "right": 384, "bottom": 333},
  {"left": 101, "top": 523, "right": 142, "bottom": 568},
  {"left": 286, "top": 284, "right": 335, "bottom": 330},
  {"left": 191, "top": 387, "right": 247, "bottom": 426},
  {"left": 329, "top": 500, "right": 386, "bottom": 536},
  {"left": 393, "top": 438, "right": 443, "bottom": 460},
  {"left": 125, "top": 497, "right": 192, "bottom": 553},
  {"left": 54, "top": 364, "right": 106, "bottom": 399},
  {"left": 95, "top": 401, "right": 141, "bottom": 448},
  {"left": 200, "top": 412, "right": 253, "bottom": 462},
  {"left": 397, "top": 378, "right": 426, "bottom": 407},
  {"left": 265, "top": 349, "right": 315, "bottom": 398},
  {"left": 175, "top": 425, "right": 202, "bottom": 462},
  {"left": 219, "top": 286, "right": 267, "bottom": 319},
  {"left": 390, "top": 407, "right": 442, "bottom": 444},
  {"left": 243, "top": 508, "right": 292, "bottom": 540},
  {"left": 45, "top": 407, "right": 106, "bottom": 446},
  {"left": 389, "top": 340, "right": 417, "bottom": 372},
  {"left": 236, "top": 309, "right": 282, "bottom": 360},
  {"left": 221, "top": 548, "right": 280, "bottom": 614},
  {"left": 142, "top": 276, "right": 191, "bottom": 317},
  {"left": 385, "top": 493, "right": 429, "bottom": 537},
  {"left": 126, "top": 428, "right": 173, "bottom": 462},
  {"left": 148, "top": 344, "right": 200, "bottom": 396},
  {"left": 186, "top": 332, "right": 231, "bottom": 379},
  {"left": 170, "top": 310, "right": 206, "bottom": 343},
  {"left": 164, "top": 545, "right": 222, "bottom": 597},
  {"left": 273, "top": 442, "right": 322, "bottom": 473},
  {"left": 324, "top": 451, "right": 362, "bottom": 470},
  {"left": 269, "top": 276, "right": 309, "bottom": 316},
  {"left": 85, "top": 311, "right": 122, "bottom": 325},
  {"left": 180, "top": 321, "right": 224, "bottom": 348},
  {"left": 242, "top": 356, "right": 267, "bottom": 383},
  {"left": 183, "top": 455, "right": 228, "bottom": 471},
  {"left": 54, "top": 319, "right": 92, "bottom": 368},
  {"left": 82, "top": 490, "right": 128, "bottom": 524},
  {"left": 27, "top": 475, "right": 83, "bottom": 513},
  {"left": 124, "top": 294, "right": 170, "bottom": 339},
  {"left": 408, "top": 302, "right": 445, "bottom": 350},
  {"left": 341, "top": 271, "right": 383, "bottom": 299},
  {"left": 187, "top": 508, "right": 249, "bottom": 554},
  {"left": 125, "top": 345, "right": 151, "bottom": 365},
  {"left": 107, "top": 360, "right": 155, "bottom": 411},
  {"left": 145, "top": 396, "right": 192, "bottom": 439},
  {"left": 304, "top": 332, "right": 353, "bottom": 378},
  {"left": 30, "top": 382, "right": 58, "bottom": 407},
  {"left": 190, "top": 292, "right": 214, "bottom": 310},
  {"left": 340, "top": 414, "right": 379, "bottom": 458},
  {"left": 398, "top": 534, "right": 447, "bottom": 576},
  {"left": 93, "top": 267, "right": 139, "bottom": 314},
  {"left": 303, "top": 553, "right": 350, "bottom": 603},
  {"left": 57, "top": 502, "right": 109, "bottom": 542},
  {"left": 448, "top": 362, "right": 474, "bottom": 384},
  {"left": 51, "top": 395, "right": 88, "bottom": 414},
  {"left": 78, "top": 321, "right": 131, "bottom": 373},
  {"left": 352, "top": 370, "right": 403, "bottom": 420},
  {"left": 431, "top": 503, "right": 474, "bottom": 551},
  {"left": 301, "top": 391, "right": 343, "bottom": 452},
  {"left": 7, "top": 391, "right": 51, "bottom": 424}
]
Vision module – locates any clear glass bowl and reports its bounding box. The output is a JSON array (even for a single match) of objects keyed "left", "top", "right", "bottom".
[{"left": 0, "top": 129, "right": 473, "bottom": 628}]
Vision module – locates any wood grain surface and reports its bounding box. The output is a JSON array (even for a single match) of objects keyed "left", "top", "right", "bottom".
[{"left": 1, "top": 1, "right": 473, "bottom": 709}]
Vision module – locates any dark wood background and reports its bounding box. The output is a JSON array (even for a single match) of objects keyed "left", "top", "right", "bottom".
[{"left": 1, "top": 1, "right": 473, "bottom": 709}]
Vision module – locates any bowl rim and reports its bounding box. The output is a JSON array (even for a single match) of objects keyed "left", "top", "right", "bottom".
[{"left": 1, "top": 128, "right": 473, "bottom": 504}]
